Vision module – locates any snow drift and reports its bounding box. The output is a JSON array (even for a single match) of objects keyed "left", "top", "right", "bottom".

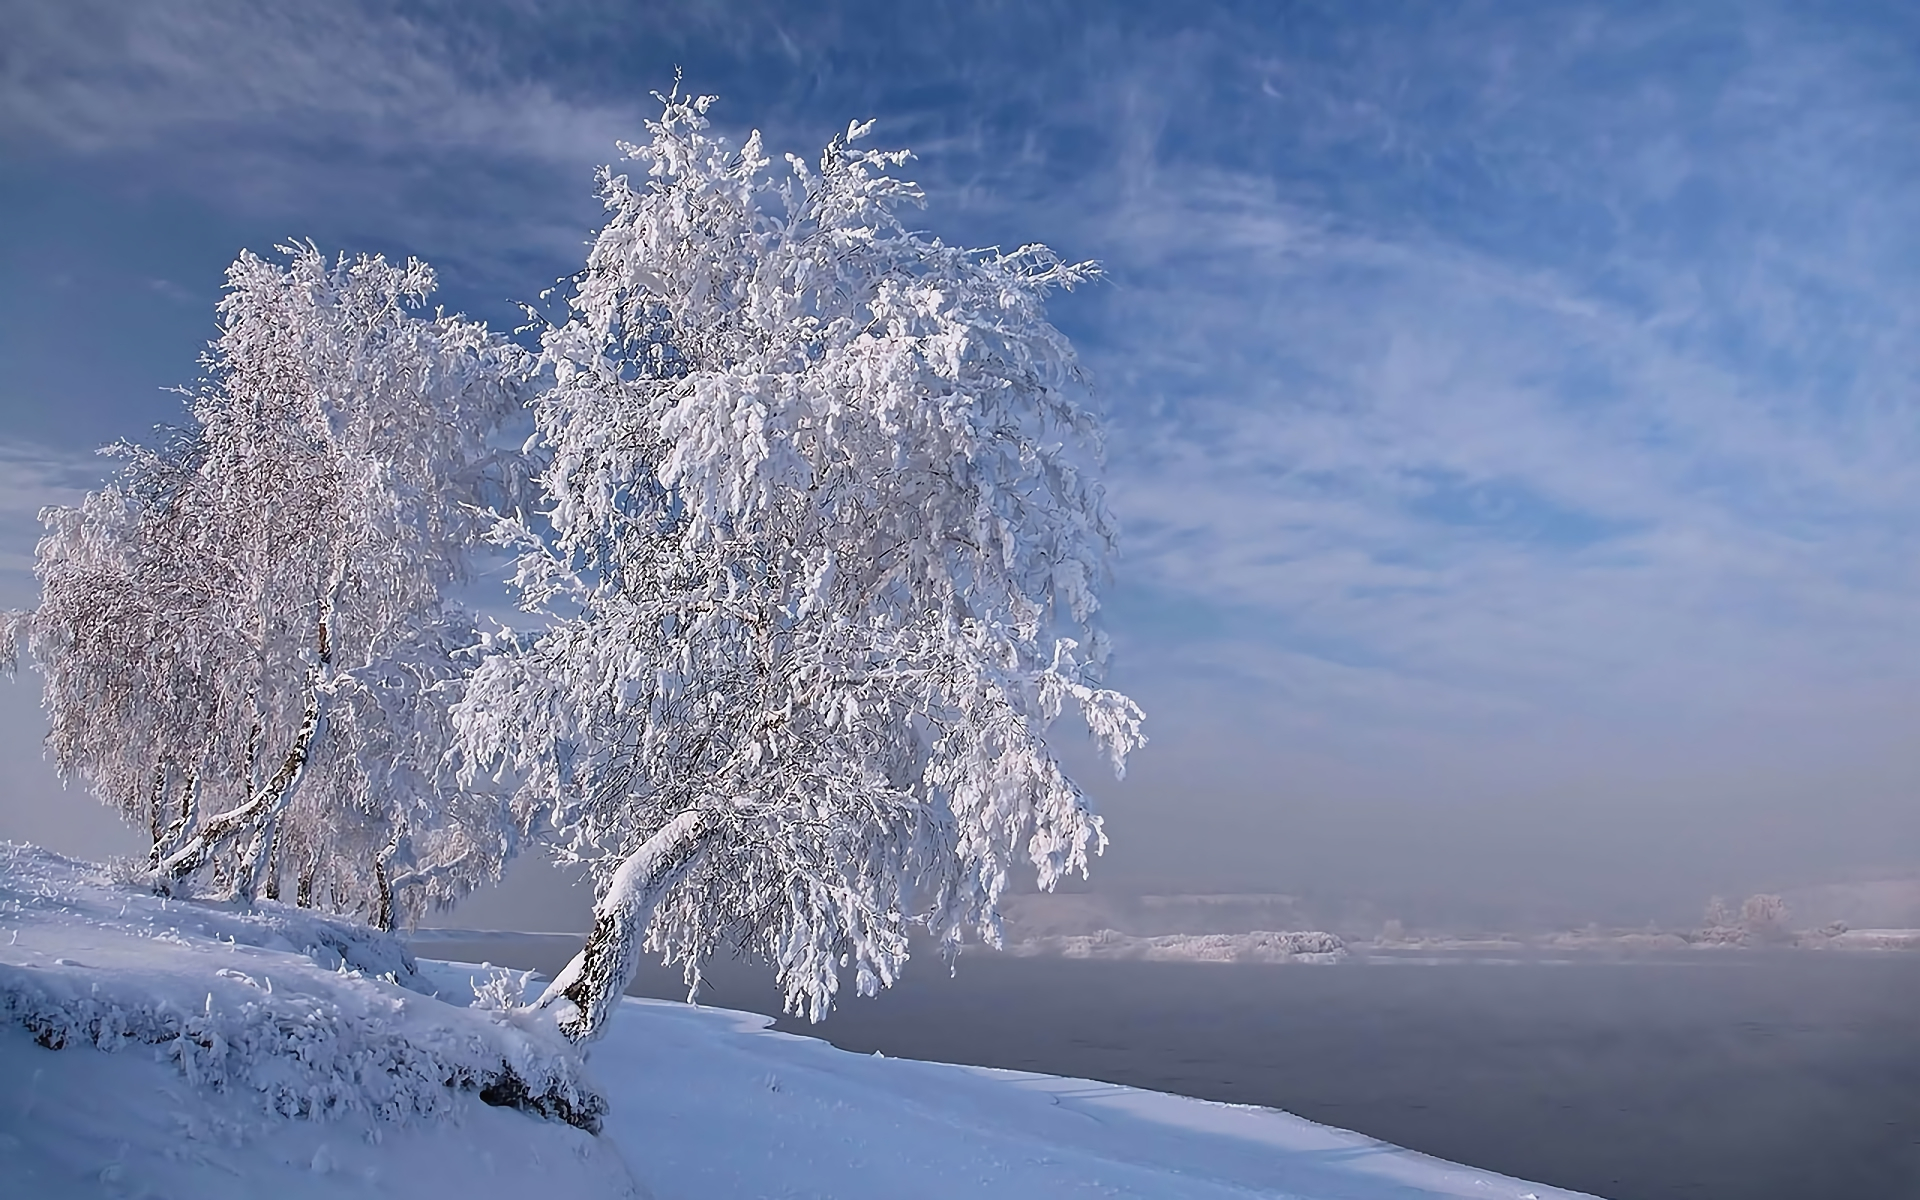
[{"left": 0, "top": 843, "right": 603, "bottom": 1131}]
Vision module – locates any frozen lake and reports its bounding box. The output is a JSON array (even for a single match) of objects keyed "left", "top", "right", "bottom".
[{"left": 413, "top": 934, "right": 1920, "bottom": 1200}]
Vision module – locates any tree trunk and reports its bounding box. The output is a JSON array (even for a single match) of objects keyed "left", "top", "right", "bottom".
[
  {"left": 162, "top": 679, "right": 323, "bottom": 895},
  {"left": 144, "top": 765, "right": 170, "bottom": 871},
  {"left": 532, "top": 809, "right": 708, "bottom": 1043},
  {"left": 157, "top": 598, "right": 333, "bottom": 898},
  {"left": 373, "top": 857, "right": 393, "bottom": 932},
  {"left": 262, "top": 823, "right": 282, "bottom": 901},
  {"left": 154, "top": 770, "right": 199, "bottom": 871},
  {"left": 373, "top": 830, "right": 415, "bottom": 932}
]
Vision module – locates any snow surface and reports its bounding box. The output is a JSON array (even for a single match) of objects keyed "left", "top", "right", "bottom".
[
  {"left": 587, "top": 997, "right": 1592, "bottom": 1200},
  {"left": 0, "top": 844, "right": 603, "bottom": 1129},
  {"left": 0, "top": 1021, "right": 638, "bottom": 1199},
  {"left": 0, "top": 844, "right": 1601, "bottom": 1199}
]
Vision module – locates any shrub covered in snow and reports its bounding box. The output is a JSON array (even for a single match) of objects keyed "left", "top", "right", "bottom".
[{"left": 0, "top": 844, "right": 605, "bottom": 1132}]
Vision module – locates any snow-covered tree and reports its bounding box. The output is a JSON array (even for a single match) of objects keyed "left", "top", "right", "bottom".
[
  {"left": 14, "top": 245, "right": 535, "bottom": 927},
  {"left": 1740, "top": 893, "right": 1790, "bottom": 940},
  {"left": 455, "top": 90, "right": 1145, "bottom": 1042}
]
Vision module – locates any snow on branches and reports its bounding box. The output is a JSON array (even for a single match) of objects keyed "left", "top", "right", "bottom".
[
  {"left": 21, "top": 245, "right": 536, "bottom": 927},
  {"left": 456, "top": 89, "right": 1144, "bottom": 1039}
]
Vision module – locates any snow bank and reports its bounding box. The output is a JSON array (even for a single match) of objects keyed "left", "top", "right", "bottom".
[
  {"left": 0, "top": 1020, "right": 639, "bottom": 1199},
  {"left": 0, "top": 843, "right": 604, "bottom": 1131},
  {"left": 1825, "top": 928, "right": 1920, "bottom": 951},
  {"left": 590, "top": 996, "right": 1597, "bottom": 1199},
  {"left": 1007, "top": 927, "right": 1349, "bottom": 963}
]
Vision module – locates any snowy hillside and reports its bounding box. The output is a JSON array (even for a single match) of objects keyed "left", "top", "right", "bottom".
[{"left": 0, "top": 844, "right": 1600, "bottom": 1199}]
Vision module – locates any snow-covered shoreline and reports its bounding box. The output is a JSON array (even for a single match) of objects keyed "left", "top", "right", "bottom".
[
  {"left": 1, "top": 844, "right": 1601, "bottom": 1199},
  {"left": 1003, "top": 928, "right": 1350, "bottom": 963}
]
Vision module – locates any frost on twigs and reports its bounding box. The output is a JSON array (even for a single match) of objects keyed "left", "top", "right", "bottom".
[
  {"left": 456, "top": 87, "right": 1145, "bottom": 1041},
  {"left": 18, "top": 245, "right": 537, "bottom": 927},
  {"left": 0, "top": 608, "right": 22, "bottom": 674},
  {"left": 471, "top": 965, "right": 537, "bottom": 1012}
]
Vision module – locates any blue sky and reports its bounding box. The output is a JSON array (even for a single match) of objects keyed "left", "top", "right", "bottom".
[{"left": 3, "top": 0, "right": 1918, "bottom": 925}]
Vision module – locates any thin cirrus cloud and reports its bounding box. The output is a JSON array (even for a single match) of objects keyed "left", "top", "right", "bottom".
[
  {"left": 1048, "top": 9, "right": 1920, "bottom": 750},
  {"left": 2, "top": 1, "right": 1917, "bottom": 905},
  {"left": 0, "top": 0, "right": 639, "bottom": 303},
  {"left": 0, "top": 1, "right": 635, "bottom": 162}
]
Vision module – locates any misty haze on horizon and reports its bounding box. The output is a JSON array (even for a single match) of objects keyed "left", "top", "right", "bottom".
[{"left": 3, "top": 1, "right": 1918, "bottom": 940}]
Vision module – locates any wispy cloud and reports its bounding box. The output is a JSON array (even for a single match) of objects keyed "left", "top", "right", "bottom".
[
  {"left": 1, "top": 0, "right": 644, "bottom": 296},
  {"left": 2, "top": 1, "right": 636, "bottom": 163},
  {"left": 968, "top": 6, "right": 1920, "bottom": 755},
  {"left": 5, "top": 1, "right": 1918, "bottom": 894},
  {"left": 9, "top": 2, "right": 1914, "bottom": 727}
]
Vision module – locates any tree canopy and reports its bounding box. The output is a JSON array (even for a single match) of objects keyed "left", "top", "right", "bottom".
[
  {"left": 15, "top": 245, "right": 534, "bottom": 926},
  {"left": 2, "top": 91, "right": 1143, "bottom": 1025},
  {"left": 455, "top": 91, "right": 1143, "bottom": 1039}
]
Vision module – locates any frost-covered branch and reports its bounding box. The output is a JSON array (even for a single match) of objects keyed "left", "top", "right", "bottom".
[{"left": 0, "top": 609, "right": 23, "bottom": 675}]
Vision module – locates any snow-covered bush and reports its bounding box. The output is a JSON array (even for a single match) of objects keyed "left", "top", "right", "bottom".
[
  {"left": 1740, "top": 893, "right": 1791, "bottom": 942},
  {"left": 0, "top": 844, "right": 606, "bottom": 1132},
  {"left": 471, "top": 966, "right": 538, "bottom": 1012},
  {"left": 456, "top": 88, "right": 1144, "bottom": 1040},
  {"left": 1696, "top": 892, "right": 1795, "bottom": 945},
  {"left": 12, "top": 246, "right": 536, "bottom": 927},
  {"left": 1703, "top": 895, "right": 1735, "bottom": 930}
]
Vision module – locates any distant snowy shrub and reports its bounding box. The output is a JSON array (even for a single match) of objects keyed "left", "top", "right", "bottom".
[
  {"left": 1694, "top": 892, "right": 1794, "bottom": 946},
  {"left": 1740, "top": 893, "right": 1791, "bottom": 942},
  {"left": 105, "top": 854, "right": 150, "bottom": 888}
]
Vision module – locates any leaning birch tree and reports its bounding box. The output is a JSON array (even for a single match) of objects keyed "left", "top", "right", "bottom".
[
  {"left": 455, "top": 91, "right": 1145, "bottom": 1041},
  {"left": 15, "top": 245, "right": 534, "bottom": 926}
]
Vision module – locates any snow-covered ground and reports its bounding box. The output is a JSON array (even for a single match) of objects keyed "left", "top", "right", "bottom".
[{"left": 1, "top": 844, "right": 1600, "bottom": 1199}]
